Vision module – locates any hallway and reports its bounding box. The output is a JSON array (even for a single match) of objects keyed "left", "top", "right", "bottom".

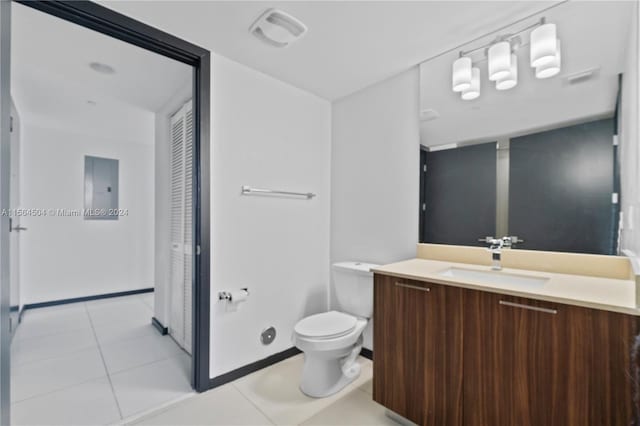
[{"left": 11, "top": 294, "right": 192, "bottom": 425}]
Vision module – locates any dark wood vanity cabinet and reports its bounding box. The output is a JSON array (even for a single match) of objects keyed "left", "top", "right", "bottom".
[
  {"left": 373, "top": 273, "right": 639, "bottom": 426},
  {"left": 373, "top": 274, "right": 464, "bottom": 425},
  {"left": 464, "top": 290, "right": 637, "bottom": 425}
]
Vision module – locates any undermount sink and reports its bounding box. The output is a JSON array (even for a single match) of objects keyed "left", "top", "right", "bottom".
[{"left": 439, "top": 267, "right": 549, "bottom": 287}]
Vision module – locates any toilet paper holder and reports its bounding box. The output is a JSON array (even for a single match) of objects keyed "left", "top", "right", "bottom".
[{"left": 218, "top": 288, "right": 249, "bottom": 301}]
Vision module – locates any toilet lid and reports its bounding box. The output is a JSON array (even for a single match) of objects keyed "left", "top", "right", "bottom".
[{"left": 295, "top": 311, "right": 357, "bottom": 339}]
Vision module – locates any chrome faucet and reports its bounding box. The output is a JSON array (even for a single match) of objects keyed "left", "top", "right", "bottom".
[{"left": 478, "top": 236, "right": 524, "bottom": 271}]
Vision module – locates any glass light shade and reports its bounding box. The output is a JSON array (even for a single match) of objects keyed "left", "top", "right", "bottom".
[
  {"left": 535, "top": 41, "right": 561, "bottom": 79},
  {"left": 452, "top": 57, "right": 472, "bottom": 92},
  {"left": 461, "top": 67, "right": 480, "bottom": 100},
  {"left": 530, "top": 23, "right": 558, "bottom": 68},
  {"left": 488, "top": 41, "right": 512, "bottom": 81},
  {"left": 496, "top": 54, "right": 518, "bottom": 90}
]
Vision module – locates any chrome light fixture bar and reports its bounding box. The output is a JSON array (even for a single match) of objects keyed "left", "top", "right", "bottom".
[{"left": 458, "top": 17, "right": 547, "bottom": 59}]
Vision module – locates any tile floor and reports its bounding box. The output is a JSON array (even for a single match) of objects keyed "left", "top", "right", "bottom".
[
  {"left": 129, "top": 354, "right": 399, "bottom": 426},
  {"left": 10, "top": 293, "right": 194, "bottom": 425}
]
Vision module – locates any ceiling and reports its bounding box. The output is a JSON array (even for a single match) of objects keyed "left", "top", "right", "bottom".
[
  {"left": 100, "top": 1, "right": 558, "bottom": 101},
  {"left": 11, "top": 2, "right": 192, "bottom": 141},
  {"left": 419, "top": 1, "right": 634, "bottom": 147}
]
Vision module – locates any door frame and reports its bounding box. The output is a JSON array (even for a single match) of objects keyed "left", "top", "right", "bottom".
[
  {"left": 1, "top": 1, "right": 12, "bottom": 423},
  {"left": 12, "top": 0, "right": 212, "bottom": 393},
  {"left": 419, "top": 145, "right": 428, "bottom": 243}
]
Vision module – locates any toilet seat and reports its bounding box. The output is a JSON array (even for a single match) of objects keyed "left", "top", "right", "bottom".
[{"left": 294, "top": 311, "right": 357, "bottom": 339}]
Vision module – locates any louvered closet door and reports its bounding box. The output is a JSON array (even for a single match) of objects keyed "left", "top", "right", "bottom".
[
  {"left": 183, "top": 102, "right": 193, "bottom": 353},
  {"left": 169, "top": 100, "right": 193, "bottom": 354}
]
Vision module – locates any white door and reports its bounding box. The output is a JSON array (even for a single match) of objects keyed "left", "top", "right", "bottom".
[
  {"left": 169, "top": 100, "right": 193, "bottom": 354},
  {"left": 8, "top": 100, "right": 22, "bottom": 336}
]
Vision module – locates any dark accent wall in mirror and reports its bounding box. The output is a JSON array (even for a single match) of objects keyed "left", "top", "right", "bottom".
[
  {"left": 418, "top": 0, "right": 636, "bottom": 255},
  {"left": 509, "top": 118, "right": 615, "bottom": 254},
  {"left": 421, "top": 142, "right": 496, "bottom": 247}
]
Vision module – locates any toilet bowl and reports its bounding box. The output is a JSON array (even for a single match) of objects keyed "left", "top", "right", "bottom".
[{"left": 292, "top": 262, "right": 378, "bottom": 398}]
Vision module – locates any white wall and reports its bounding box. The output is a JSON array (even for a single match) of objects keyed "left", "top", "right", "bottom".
[
  {"left": 154, "top": 83, "right": 192, "bottom": 327},
  {"left": 330, "top": 68, "right": 421, "bottom": 349},
  {"left": 210, "top": 55, "right": 331, "bottom": 376},
  {"left": 19, "top": 122, "right": 155, "bottom": 304},
  {"left": 621, "top": 1, "right": 640, "bottom": 257}
]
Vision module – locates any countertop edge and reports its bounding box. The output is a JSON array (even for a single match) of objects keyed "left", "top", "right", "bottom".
[{"left": 372, "top": 263, "right": 640, "bottom": 317}]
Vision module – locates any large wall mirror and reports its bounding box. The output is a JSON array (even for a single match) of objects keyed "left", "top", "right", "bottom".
[{"left": 418, "top": 1, "right": 638, "bottom": 256}]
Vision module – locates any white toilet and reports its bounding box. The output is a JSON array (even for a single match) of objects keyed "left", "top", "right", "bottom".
[{"left": 292, "top": 261, "right": 379, "bottom": 398}]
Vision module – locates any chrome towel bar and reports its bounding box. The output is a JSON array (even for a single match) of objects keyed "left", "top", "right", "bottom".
[{"left": 241, "top": 185, "right": 316, "bottom": 199}]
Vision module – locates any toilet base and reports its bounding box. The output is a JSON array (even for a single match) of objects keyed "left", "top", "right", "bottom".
[{"left": 299, "top": 349, "right": 361, "bottom": 398}]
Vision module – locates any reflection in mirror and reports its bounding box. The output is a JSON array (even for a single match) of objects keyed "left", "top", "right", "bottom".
[{"left": 418, "top": 1, "right": 638, "bottom": 256}]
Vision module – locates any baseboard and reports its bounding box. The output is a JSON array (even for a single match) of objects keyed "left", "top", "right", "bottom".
[
  {"left": 208, "top": 347, "right": 301, "bottom": 390},
  {"left": 360, "top": 347, "right": 373, "bottom": 360},
  {"left": 151, "top": 317, "right": 169, "bottom": 335},
  {"left": 23, "top": 288, "right": 154, "bottom": 310}
]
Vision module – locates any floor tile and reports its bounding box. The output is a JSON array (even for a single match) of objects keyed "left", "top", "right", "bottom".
[
  {"left": 15, "top": 303, "right": 91, "bottom": 340},
  {"left": 93, "top": 319, "right": 159, "bottom": 346},
  {"left": 359, "top": 377, "right": 373, "bottom": 395},
  {"left": 130, "top": 383, "right": 273, "bottom": 426},
  {"left": 110, "top": 355, "right": 193, "bottom": 418},
  {"left": 300, "top": 388, "right": 397, "bottom": 426},
  {"left": 100, "top": 333, "right": 184, "bottom": 374},
  {"left": 139, "top": 294, "right": 154, "bottom": 310},
  {"left": 86, "top": 298, "right": 153, "bottom": 326},
  {"left": 12, "top": 347, "right": 107, "bottom": 402},
  {"left": 233, "top": 354, "right": 373, "bottom": 425},
  {"left": 11, "top": 328, "right": 98, "bottom": 366},
  {"left": 11, "top": 377, "right": 121, "bottom": 426}
]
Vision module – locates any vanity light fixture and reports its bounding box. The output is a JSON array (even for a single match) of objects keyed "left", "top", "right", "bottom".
[
  {"left": 496, "top": 53, "right": 518, "bottom": 90},
  {"left": 535, "top": 40, "right": 561, "bottom": 79},
  {"left": 452, "top": 56, "right": 473, "bottom": 92},
  {"left": 530, "top": 20, "right": 558, "bottom": 68},
  {"left": 449, "top": 17, "right": 560, "bottom": 99},
  {"left": 461, "top": 67, "right": 480, "bottom": 100},
  {"left": 488, "top": 40, "right": 512, "bottom": 81}
]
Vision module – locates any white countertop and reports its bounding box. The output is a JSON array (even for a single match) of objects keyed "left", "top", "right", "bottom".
[{"left": 373, "top": 258, "right": 640, "bottom": 316}]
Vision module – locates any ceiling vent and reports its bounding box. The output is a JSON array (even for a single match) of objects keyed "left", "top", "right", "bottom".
[
  {"left": 564, "top": 67, "right": 600, "bottom": 85},
  {"left": 420, "top": 109, "right": 440, "bottom": 122},
  {"left": 249, "top": 9, "right": 308, "bottom": 48}
]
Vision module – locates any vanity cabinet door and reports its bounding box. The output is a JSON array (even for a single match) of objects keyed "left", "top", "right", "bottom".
[
  {"left": 464, "top": 289, "right": 637, "bottom": 426},
  {"left": 373, "top": 274, "right": 463, "bottom": 426}
]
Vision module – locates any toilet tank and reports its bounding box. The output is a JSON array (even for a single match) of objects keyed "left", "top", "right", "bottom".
[{"left": 332, "top": 261, "right": 380, "bottom": 318}]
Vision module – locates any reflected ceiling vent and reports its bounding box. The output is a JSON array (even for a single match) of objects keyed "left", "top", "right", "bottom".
[
  {"left": 564, "top": 67, "right": 600, "bottom": 85},
  {"left": 249, "top": 9, "right": 308, "bottom": 48},
  {"left": 429, "top": 143, "right": 458, "bottom": 152},
  {"left": 89, "top": 62, "right": 116, "bottom": 75},
  {"left": 420, "top": 109, "right": 440, "bottom": 122}
]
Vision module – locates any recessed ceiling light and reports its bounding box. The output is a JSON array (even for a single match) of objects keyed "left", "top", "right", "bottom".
[{"left": 89, "top": 62, "right": 116, "bottom": 75}]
